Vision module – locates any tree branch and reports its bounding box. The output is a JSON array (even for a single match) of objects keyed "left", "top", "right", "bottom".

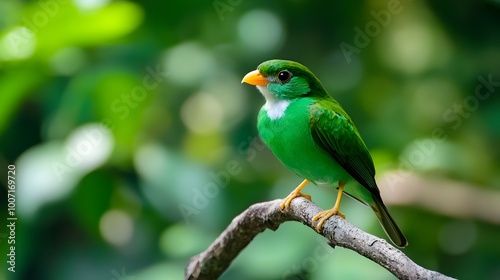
[{"left": 185, "top": 197, "right": 455, "bottom": 280}]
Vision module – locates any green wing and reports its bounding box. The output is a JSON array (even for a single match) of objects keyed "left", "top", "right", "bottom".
[
  {"left": 310, "top": 100, "right": 408, "bottom": 247},
  {"left": 309, "top": 101, "right": 379, "bottom": 196}
]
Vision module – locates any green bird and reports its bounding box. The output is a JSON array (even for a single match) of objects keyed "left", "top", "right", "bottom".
[{"left": 241, "top": 59, "right": 408, "bottom": 248}]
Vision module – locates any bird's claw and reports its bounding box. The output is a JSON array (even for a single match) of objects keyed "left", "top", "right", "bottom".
[
  {"left": 312, "top": 208, "right": 345, "bottom": 232},
  {"left": 279, "top": 191, "right": 312, "bottom": 211}
]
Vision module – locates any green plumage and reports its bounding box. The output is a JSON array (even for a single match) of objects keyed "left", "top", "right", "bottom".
[{"left": 251, "top": 59, "right": 407, "bottom": 247}]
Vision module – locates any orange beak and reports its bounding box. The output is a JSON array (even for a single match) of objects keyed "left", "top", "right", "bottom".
[{"left": 241, "top": 70, "right": 268, "bottom": 86}]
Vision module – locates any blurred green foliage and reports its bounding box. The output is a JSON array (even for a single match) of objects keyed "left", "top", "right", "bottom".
[{"left": 0, "top": 0, "right": 499, "bottom": 279}]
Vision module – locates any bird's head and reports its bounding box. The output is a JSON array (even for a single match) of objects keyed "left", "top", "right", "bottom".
[{"left": 241, "top": 59, "right": 327, "bottom": 103}]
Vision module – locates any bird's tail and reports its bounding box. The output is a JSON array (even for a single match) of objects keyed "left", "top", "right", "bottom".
[{"left": 371, "top": 198, "right": 408, "bottom": 248}]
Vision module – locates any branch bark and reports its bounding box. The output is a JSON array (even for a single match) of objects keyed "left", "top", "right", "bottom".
[{"left": 185, "top": 197, "right": 455, "bottom": 280}]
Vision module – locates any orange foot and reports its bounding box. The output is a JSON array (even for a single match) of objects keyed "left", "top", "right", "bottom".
[
  {"left": 312, "top": 207, "right": 345, "bottom": 232},
  {"left": 312, "top": 181, "right": 345, "bottom": 232},
  {"left": 279, "top": 179, "right": 311, "bottom": 211}
]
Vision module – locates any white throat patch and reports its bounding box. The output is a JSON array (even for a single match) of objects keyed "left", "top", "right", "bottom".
[{"left": 256, "top": 85, "right": 291, "bottom": 120}]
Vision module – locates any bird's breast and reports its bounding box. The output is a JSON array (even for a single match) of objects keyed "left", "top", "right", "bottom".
[
  {"left": 258, "top": 99, "right": 312, "bottom": 149},
  {"left": 257, "top": 98, "right": 349, "bottom": 184}
]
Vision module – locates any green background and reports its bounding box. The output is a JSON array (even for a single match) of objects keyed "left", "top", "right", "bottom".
[{"left": 0, "top": 0, "right": 499, "bottom": 279}]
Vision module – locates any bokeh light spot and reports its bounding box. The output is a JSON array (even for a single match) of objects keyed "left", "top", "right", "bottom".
[
  {"left": 0, "top": 26, "right": 36, "bottom": 60},
  {"left": 73, "top": 0, "right": 110, "bottom": 11},
  {"left": 439, "top": 220, "right": 477, "bottom": 255},
  {"left": 238, "top": 10, "right": 284, "bottom": 53},
  {"left": 378, "top": 6, "right": 451, "bottom": 75},
  {"left": 163, "top": 42, "right": 215, "bottom": 86},
  {"left": 181, "top": 92, "right": 224, "bottom": 134},
  {"left": 99, "top": 209, "right": 134, "bottom": 246},
  {"left": 64, "top": 123, "right": 114, "bottom": 173},
  {"left": 17, "top": 123, "right": 113, "bottom": 218},
  {"left": 159, "top": 224, "right": 212, "bottom": 257},
  {"left": 50, "top": 47, "right": 87, "bottom": 75},
  {"left": 383, "top": 23, "right": 433, "bottom": 73}
]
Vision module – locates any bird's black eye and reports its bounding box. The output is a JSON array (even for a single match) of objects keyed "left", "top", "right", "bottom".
[{"left": 277, "top": 70, "right": 291, "bottom": 83}]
